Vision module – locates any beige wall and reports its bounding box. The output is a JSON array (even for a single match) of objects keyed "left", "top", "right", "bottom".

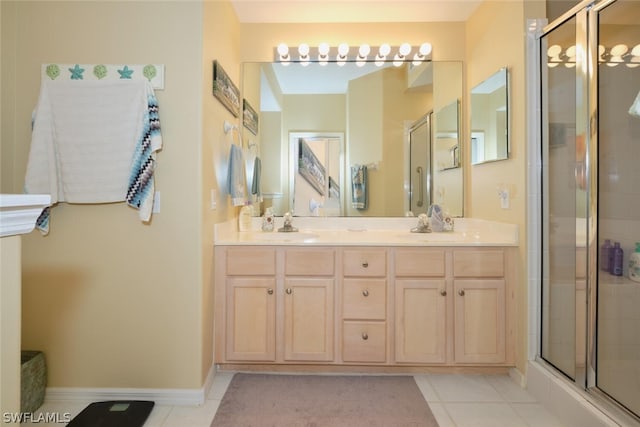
[
  {"left": 466, "top": 0, "right": 545, "bottom": 373},
  {"left": 1, "top": 0, "right": 240, "bottom": 389}
]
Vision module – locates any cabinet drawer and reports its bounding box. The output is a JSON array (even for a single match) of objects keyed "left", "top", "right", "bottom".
[
  {"left": 453, "top": 250, "right": 504, "bottom": 278},
  {"left": 226, "top": 248, "right": 276, "bottom": 276},
  {"left": 343, "top": 249, "right": 387, "bottom": 277},
  {"left": 395, "top": 249, "right": 446, "bottom": 277},
  {"left": 285, "top": 248, "right": 335, "bottom": 276},
  {"left": 343, "top": 279, "right": 386, "bottom": 320},
  {"left": 342, "top": 321, "right": 386, "bottom": 363}
]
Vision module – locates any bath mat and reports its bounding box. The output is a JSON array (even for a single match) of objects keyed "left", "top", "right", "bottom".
[{"left": 211, "top": 373, "right": 439, "bottom": 427}]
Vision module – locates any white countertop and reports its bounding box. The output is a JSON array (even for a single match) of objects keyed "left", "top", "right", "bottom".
[{"left": 214, "top": 217, "right": 519, "bottom": 247}]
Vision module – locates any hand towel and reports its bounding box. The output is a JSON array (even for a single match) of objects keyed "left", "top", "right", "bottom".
[
  {"left": 25, "top": 79, "right": 162, "bottom": 233},
  {"left": 350, "top": 164, "right": 368, "bottom": 209},
  {"left": 251, "top": 157, "right": 262, "bottom": 199},
  {"left": 630, "top": 90, "right": 640, "bottom": 117},
  {"left": 227, "top": 144, "right": 247, "bottom": 206}
]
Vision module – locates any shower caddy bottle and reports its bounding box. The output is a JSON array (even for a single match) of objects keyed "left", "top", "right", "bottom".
[
  {"left": 600, "top": 239, "right": 612, "bottom": 271},
  {"left": 612, "top": 242, "right": 624, "bottom": 277}
]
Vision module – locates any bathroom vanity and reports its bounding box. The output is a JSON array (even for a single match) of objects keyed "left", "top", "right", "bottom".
[{"left": 214, "top": 218, "right": 518, "bottom": 370}]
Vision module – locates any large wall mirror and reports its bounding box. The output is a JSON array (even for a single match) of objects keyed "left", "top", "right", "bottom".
[
  {"left": 470, "top": 67, "right": 509, "bottom": 165},
  {"left": 241, "top": 60, "right": 463, "bottom": 217}
]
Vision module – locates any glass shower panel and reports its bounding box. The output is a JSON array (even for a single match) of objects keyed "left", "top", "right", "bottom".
[
  {"left": 595, "top": 0, "right": 640, "bottom": 417},
  {"left": 541, "top": 16, "right": 581, "bottom": 380}
]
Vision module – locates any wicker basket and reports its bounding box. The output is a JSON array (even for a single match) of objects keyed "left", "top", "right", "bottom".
[{"left": 21, "top": 351, "right": 46, "bottom": 413}]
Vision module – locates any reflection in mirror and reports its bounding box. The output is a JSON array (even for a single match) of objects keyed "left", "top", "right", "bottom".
[
  {"left": 241, "top": 60, "right": 463, "bottom": 217},
  {"left": 432, "top": 100, "right": 462, "bottom": 217},
  {"left": 470, "top": 67, "right": 509, "bottom": 165},
  {"left": 289, "top": 132, "right": 344, "bottom": 216}
]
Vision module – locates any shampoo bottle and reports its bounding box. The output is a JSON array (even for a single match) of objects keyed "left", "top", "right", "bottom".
[
  {"left": 629, "top": 242, "right": 640, "bottom": 283},
  {"left": 600, "top": 239, "right": 612, "bottom": 271},
  {"left": 238, "top": 203, "right": 252, "bottom": 232},
  {"left": 612, "top": 242, "right": 624, "bottom": 277}
]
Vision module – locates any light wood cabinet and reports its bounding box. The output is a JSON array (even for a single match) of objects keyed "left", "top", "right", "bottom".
[
  {"left": 341, "top": 248, "right": 387, "bottom": 363},
  {"left": 215, "top": 244, "right": 515, "bottom": 368},
  {"left": 216, "top": 246, "right": 335, "bottom": 364}
]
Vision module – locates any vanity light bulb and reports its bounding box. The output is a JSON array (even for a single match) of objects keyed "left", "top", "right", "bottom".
[
  {"left": 547, "top": 44, "right": 561, "bottom": 57},
  {"left": 565, "top": 45, "right": 576, "bottom": 58},
  {"left": 379, "top": 43, "right": 391, "bottom": 57},
  {"left": 632, "top": 44, "right": 640, "bottom": 57},
  {"left": 318, "top": 43, "right": 330, "bottom": 57},
  {"left": 358, "top": 44, "right": 371, "bottom": 58},
  {"left": 399, "top": 43, "right": 411, "bottom": 57},
  {"left": 338, "top": 43, "right": 350, "bottom": 57},
  {"left": 418, "top": 43, "right": 432, "bottom": 57},
  {"left": 610, "top": 43, "right": 628, "bottom": 57},
  {"left": 277, "top": 43, "right": 289, "bottom": 57},
  {"left": 298, "top": 43, "right": 310, "bottom": 57}
]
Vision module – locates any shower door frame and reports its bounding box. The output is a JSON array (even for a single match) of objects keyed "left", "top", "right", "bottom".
[{"left": 532, "top": 0, "right": 640, "bottom": 422}]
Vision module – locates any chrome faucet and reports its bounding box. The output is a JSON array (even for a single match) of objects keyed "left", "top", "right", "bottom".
[
  {"left": 410, "top": 213, "right": 431, "bottom": 233},
  {"left": 278, "top": 212, "right": 299, "bottom": 232}
]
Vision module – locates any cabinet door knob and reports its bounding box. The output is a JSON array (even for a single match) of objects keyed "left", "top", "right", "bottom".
[
  {"left": 286, "top": 288, "right": 292, "bottom": 295},
  {"left": 362, "top": 289, "right": 369, "bottom": 297},
  {"left": 362, "top": 261, "right": 369, "bottom": 268},
  {"left": 362, "top": 332, "right": 369, "bottom": 340},
  {"left": 458, "top": 289, "right": 465, "bottom": 296},
  {"left": 440, "top": 289, "right": 447, "bottom": 296},
  {"left": 267, "top": 288, "right": 274, "bottom": 295}
]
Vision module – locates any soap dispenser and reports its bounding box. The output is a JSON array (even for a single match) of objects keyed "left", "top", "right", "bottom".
[{"left": 629, "top": 242, "right": 640, "bottom": 283}]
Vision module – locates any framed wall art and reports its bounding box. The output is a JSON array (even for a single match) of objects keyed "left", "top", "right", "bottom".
[
  {"left": 213, "top": 60, "right": 240, "bottom": 117},
  {"left": 243, "top": 99, "right": 259, "bottom": 135}
]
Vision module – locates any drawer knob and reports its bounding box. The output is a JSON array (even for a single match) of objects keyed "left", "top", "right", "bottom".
[
  {"left": 362, "top": 261, "right": 369, "bottom": 268},
  {"left": 440, "top": 289, "right": 447, "bottom": 296},
  {"left": 362, "top": 332, "right": 369, "bottom": 340},
  {"left": 286, "top": 288, "right": 292, "bottom": 295},
  {"left": 458, "top": 289, "right": 465, "bottom": 296},
  {"left": 362, "top": 289, "right": 369, "bottom": 297},
  {"left": 267, "top": 288, "right": 274, "bottom": 295}
]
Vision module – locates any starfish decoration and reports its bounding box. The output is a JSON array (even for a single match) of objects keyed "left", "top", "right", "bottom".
[
  {"left": 117, "top": 65, "right": 134, "bottom": 79},
  {"left": 69, "top": 64, "right": 85, "bottom": 80}
]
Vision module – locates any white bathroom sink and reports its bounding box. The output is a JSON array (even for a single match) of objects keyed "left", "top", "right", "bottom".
[{"left": 254, "top": 232, "right": 320, "bottom": 242}]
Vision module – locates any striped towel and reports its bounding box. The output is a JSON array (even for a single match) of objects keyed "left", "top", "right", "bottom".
[{"left": 25, "top": 79, "right": 162, "bottom": 233}]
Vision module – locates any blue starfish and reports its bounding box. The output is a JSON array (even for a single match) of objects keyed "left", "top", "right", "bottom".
[
  {"left": 117, "top": 65, "right": 134, "bottom": 79},
  {"left": 69, "top": 64, "right": 85, "bottom": 80}
]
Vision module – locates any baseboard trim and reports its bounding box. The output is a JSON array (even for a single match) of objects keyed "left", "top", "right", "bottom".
[{"left": 45, "top": 365, "right": 217, "bottom": 407}]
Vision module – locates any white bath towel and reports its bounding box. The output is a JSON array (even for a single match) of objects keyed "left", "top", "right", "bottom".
[
  {"left": 629, "top": 90, "right": 640, "bottom": 117},
  {"left": 25, "top": 78, "right": 161, "bottom": 233}
]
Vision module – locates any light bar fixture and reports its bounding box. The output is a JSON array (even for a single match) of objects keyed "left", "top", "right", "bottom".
[{"left": 274, "top": 42, "right": 433, "bottom": 67}]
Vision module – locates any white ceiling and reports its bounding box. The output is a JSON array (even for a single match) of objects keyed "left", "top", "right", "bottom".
[{"left": 231, "top": 0, "right": 483, "bottom": 23}]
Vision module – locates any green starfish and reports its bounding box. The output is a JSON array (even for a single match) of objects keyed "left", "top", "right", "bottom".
[
  {"left": 117, "top": 65, "right": 134, "bottom": 79},
  {"left": 69, "top": 64, "right": 85, "bottom": 80}
]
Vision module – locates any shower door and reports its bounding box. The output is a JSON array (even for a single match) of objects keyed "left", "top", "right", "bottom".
[
  {"left": 540, "top": 12, "right": 585, "bottom": 383},
  {"left": 593, "top": 0, "right": 640, "bottom": 417},
  {"left": 409, "top": 113, "right": 432, "bottom": 215},
  {"left": 540, "top": 0, "right": 640, "bottom": 420}
]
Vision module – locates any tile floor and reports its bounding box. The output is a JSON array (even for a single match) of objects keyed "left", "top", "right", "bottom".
[{"left": 22, "top": 372, "right": 566, "bottom": 427}]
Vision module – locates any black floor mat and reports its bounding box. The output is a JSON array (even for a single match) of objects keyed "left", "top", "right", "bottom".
[{"left": 67, "top": 400, "right": 154, "bottom": 427}]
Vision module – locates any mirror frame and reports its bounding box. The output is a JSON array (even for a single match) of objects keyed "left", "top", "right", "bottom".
[{"left": 470, "top": 66, "right": 510, "bottom": 165}]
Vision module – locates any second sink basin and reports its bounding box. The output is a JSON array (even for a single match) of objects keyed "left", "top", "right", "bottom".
[{"left": 396, "top": 232, "right": 466, "bottom": 242}]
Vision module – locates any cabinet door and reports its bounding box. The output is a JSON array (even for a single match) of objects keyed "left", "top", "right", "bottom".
[
  {"left": 454, "top": 279, "right": 506, "bottom": 363},
  {"left": 226, "top": 277, "right": 276, "bottom": 361},
  {"left": 395, "top": 279, "right": 447, "bottom": 363},
  {"left": 284, "top": 278, "right": 334, "bottom": 362}
]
